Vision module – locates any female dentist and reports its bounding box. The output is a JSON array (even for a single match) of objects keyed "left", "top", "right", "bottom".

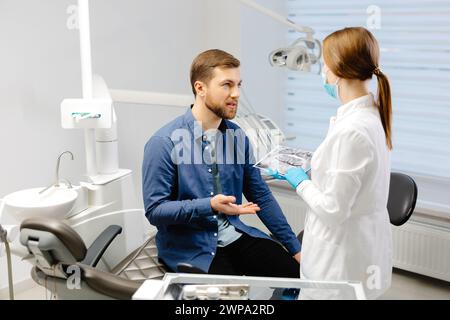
[{"left": 269, "top": 27, "right": 393, "bottom": 299}]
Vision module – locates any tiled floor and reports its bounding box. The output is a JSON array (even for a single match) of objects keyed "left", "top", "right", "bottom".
[{"left": 4, "top": 268, "right": 450, "bottom": 300}]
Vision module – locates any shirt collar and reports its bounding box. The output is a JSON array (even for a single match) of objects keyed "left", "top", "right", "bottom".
[
  {"left": 336, "top": 93, "right": 375, "bottom": 120},
  {"left": 184, "top": 105, "right": 230, "bottom": 141}
]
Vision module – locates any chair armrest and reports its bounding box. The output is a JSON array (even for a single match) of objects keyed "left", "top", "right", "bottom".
[
  {"left": 79, "top": 264, "right": 142, "bottom": 300},
  {"left": 81, "top": 225, "right": 122, "bottom": 267}
]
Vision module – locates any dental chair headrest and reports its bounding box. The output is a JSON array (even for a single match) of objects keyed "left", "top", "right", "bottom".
[{"left": 20, "top": 217, "right": 87, "bottom": 261}]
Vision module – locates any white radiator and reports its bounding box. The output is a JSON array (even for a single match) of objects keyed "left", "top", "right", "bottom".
[
  {"left": 243, "top": 188, "right": 450, "bottom": 282},
  {"left": 392, "top": 221, "right": 450, "bottom": 282}
]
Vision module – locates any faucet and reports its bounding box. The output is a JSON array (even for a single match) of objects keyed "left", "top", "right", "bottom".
[
  {"left": 55, "top": 151, "right": 74, "bottom": 187},
  {"left": 58, "top": 178, "right": 73, "bottom": 189},
  {"left": 39, "top": 151, "right": 74, "bottom": 194}
]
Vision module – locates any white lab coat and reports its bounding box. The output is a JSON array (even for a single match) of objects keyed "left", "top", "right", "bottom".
[{"left": 297, "top": 94, "right": 393, "bottom": 300}]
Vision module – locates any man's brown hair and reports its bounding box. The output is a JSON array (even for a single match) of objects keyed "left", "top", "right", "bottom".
[{"left": 190, "top": 49, "right": 240, "bottom": 96}]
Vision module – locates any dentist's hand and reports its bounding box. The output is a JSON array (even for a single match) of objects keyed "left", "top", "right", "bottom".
[
  {"left": 284, "top": 168, "right": 310, "bottom": 189},
  {"left": 210, "top": 195, "right": 260, "bottom": 216},
  {"left": 265, "top": 168, "right": 286, "bottom": 180}
]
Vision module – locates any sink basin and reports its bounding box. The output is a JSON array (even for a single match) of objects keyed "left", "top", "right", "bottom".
[{"left": 3, "top": 187, "right": 78, "bottom": 222}]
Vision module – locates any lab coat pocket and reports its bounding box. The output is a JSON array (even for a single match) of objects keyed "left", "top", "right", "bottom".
[{"left": 301, "top": 232, "right": 348, "bottom": 282}]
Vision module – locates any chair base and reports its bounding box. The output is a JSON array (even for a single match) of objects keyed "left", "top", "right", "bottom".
[{"left": 31, "top": 267, "right": 115, "bottom": 300}]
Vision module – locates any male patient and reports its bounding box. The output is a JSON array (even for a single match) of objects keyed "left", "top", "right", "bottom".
[{"left": 142, "top": 49, "right": 300, "bottom": 277}]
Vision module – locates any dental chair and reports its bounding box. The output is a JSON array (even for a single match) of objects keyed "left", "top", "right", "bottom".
[
  {"left": 297, "top": 171, "right": 418, "bottom": 243},
  {"left": 20, "top": 217, "right": 168, "bottom": 300}
]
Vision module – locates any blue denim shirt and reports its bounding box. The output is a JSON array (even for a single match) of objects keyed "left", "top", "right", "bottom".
[
  {"left": 142, "top": 107, "right": 301, "bottom": 272},
  {"left": 203, "top": 131, "right": 243, "bottom": 247}
]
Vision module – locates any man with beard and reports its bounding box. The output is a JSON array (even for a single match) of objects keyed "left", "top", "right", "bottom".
[{"left": 142, "top": 49, "right": 300, "bottom": 278}]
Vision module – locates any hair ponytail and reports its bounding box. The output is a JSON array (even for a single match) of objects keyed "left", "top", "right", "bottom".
[{"left": 374, "top": 69, "right": 393, "bottom": 150}]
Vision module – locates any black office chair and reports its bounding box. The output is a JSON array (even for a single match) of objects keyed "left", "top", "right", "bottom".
[
  {"left": 387, "top": 172, "right": 418, "bottom": 226},
  {"left": 297, "top": 172, "right": 418, "bottom": 244}
]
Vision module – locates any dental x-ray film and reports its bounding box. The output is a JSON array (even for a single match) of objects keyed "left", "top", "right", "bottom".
[{"left": 254, "top": 146, "right": 313, "bottom": 175}]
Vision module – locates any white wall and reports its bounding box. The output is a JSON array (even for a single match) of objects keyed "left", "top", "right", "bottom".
[
  {"left": 240, "top": 0, "right": 288, "bottom": 127},
  {"left": 0, "top": 0, "right": 290, "bottom": 293},
  {"left": 204, "top": 0, "right": 242, "bottom": 57}
]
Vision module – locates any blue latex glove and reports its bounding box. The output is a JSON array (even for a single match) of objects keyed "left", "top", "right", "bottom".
[
  {"left": 285, "top": 167, "right": 310, "bottom": 189},
  {"left": 265, "top": 168, "right": 286, "bottom": 180}
]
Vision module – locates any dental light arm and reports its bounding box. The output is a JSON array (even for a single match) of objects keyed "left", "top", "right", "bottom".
[
  {"left": 237, "top": 0, "right": 314, "bottom": 36},
  {"left": 236, "top": 0, "right": 322, "bottom": 73}
]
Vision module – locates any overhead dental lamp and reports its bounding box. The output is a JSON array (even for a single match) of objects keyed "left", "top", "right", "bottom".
[
  {"left": 237, "top": 0, "right": 322, "bottom": 74},
  {"left": 269, "top": 37, "right": 322, "bottom": 73}
]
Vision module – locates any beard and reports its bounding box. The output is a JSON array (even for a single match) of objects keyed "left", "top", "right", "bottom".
[{"left": 205, "top": 96, "right": 238, "bottom": 120}]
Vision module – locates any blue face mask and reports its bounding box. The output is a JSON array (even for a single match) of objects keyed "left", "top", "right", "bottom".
[{"left": 321, "top": 70, "right": 340, "bottom": 99}]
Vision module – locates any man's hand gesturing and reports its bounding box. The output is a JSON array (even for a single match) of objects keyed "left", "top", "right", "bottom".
[{"left": 210, "top": 195, "right": 260, "bottom": 216}]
